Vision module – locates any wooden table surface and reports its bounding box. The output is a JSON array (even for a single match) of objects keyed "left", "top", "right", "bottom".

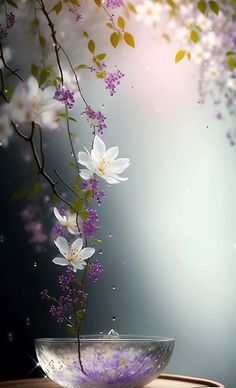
[{"left": 0, "top": 374, "right": 224, "bottom": 388}]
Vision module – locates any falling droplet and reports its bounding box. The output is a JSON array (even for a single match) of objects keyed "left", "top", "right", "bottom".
[
  {"left": 112, "top": 316, "right": 116, "bottom": 322},
  {"left": 99, "top": 249, "right": 103, "bottom": 255},
  {"left": 0, "top": 234, "right": 4, "bottom": 243},
  {"left": 108, "top": 232, "right": 112, "bottom": 238},
  {"left": 7, "top": 332, "right": 14, "bottom": 342},
  {"left": 99, "top": 331, "right": 103, "bottom": 335},
  {"left": 34, "top": 262, "right": 37, "bottom": 268},
  {"left": 26, "top": 317, "right": 31, "bottom": 327},
  {"left": 112, "top": 284, "right": 116, "bottom": 290},
  {"left": 71, "top": 152, "right": 74, "bottom": 157}
]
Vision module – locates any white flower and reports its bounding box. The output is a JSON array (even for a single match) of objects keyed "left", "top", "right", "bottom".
[
  {"left": 136, "top": 0, "right": 162, "bottom": 26},
  {"left": 226, "top": 77, "right": 236, "bottom": 90},
  {"left": 0, "top": 113, "right": 13, "bottom": 147},
  {"left": 10, "top": 76, "right": 63, "bottom": 129},
  {"left": 53, "top": 236, "right": 95, "bottom": 272},
  {"left": 78, "top": 135, "right": 130, "bottom": 184},
  {"left": 54, "top": 207, "right": 81, "bottom": 235}
]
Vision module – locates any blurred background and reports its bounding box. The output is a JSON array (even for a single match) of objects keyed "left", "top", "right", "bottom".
[{"left": 1, "top": 4, "right": 236, "bottom": 387}]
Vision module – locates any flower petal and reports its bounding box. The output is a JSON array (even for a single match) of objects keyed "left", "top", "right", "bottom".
[
  {"left": 79, "top": 247, "right": 95, "bottom": 260},
  {"left": 103, "top": 175, "right": 119, "bottom": 184},
  {"left": 71, "top": 238, "right": 83, "bottom": 253},
  {"left": 54, "top": 236, "right": 69, "bottom": 258},
  {"left": 78, "top": 151, "right": 92, "bottom": 166},
  {"left": 108, "top": 158, "right": 130, "bottom": 174},
  {"left": 52, "top": 257, "right": 69, "bottom": 266},
  {"left": 54, "top": 207, "right": 66, "bottom": 224},
  {"left": 104, "top": 146, "right": 119, "bottom": 161},
  {"left": 92, "top": 135, "right": 106, "bottom": 161},
  {"left": 43, "top": 86, "right": 56, "bottom": 100},
  {"left": 27, "top": 76, "right": 39, "bottom": 95},
  {"left": 80, "top": 169, "right": 94, "bottom": 180},
  {"left": 72, "top": 260, "right": 86, "bottom": 270},
  {"left": 68, "top": 227, "right": 80, "bottom": 235}
]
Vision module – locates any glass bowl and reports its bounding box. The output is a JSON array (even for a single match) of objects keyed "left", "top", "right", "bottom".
[{"left": 35, "top": 335, "right": 175, "bottom": 387}]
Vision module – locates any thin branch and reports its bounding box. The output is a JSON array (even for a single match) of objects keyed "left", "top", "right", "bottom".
[{"left": 54, "top": 169, "right": 82, "bottom": 199}]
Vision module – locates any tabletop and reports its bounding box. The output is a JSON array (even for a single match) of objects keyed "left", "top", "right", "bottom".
[{"left": 0, "top": 374, "right": 224, "bottom": 388}]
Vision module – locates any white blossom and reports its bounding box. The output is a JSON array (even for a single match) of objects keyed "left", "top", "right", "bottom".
[
  {"left": 54, "top": 207, "right": 81, "bottom": 235},
  {"left": 53, "top": 236, "right": 95, "bottom": 272},
  {"left": 0, "top": 113, "right": 13, "bottom": 147},
  {"left": 78, "top": 135, "right": 130, "bottom": 184},
  {"left": 10, "top": 76, "right": 63, "bottom": 129}
]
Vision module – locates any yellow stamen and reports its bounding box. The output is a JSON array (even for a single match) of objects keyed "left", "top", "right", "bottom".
[{"left": 98, "top": 161, "right": 106, "bottom": 174}]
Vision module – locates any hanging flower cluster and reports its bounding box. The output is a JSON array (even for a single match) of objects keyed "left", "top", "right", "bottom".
[{"left": 0, "top": 0, "right": 132, "bottom": 347}]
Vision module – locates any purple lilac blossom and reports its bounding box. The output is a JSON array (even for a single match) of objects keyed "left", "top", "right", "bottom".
[
  {"left": 105, "top": 0, "right": 124, "bottom": 9},
  {"left": 81, "top": 178, "right": 105, "bottom": 205},
  {"left": 105, "top": 68, "right": 124, "bottom": 96},
  {"left": 49, "top": 305, "right": 64, "bottom": 323},
  {"left": 83, "top": 106, "right": 107, "bottom": 134},
  {"left": 0, "top": 13, "right": 16, "bottom": 40},
  {"left": 88, "top": 260, "right": 103, "bottom": 282},
  {"left": 55, "top": 87, "right": 75, "bottom": 109},
  {"left": 82, "top": 208, "right": 100, "bottom": 237}
]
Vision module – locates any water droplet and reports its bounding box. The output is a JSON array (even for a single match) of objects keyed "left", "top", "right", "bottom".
[
  {"left": 26, "top": 317, "right": 31, "bottom": 327},
  {"left": 34, "top": 262, "right": 37, "bottom": 268},
  {"left": 71, "top": 152, "right": 74, "bottom": 157},
  {"left": 7, "top": 332, "right": 14, "bottom": 342},
  {"left": 112, "top": 284, "right": 116, "bottom": 290},
  {"left": 102, "top": 104, "right": 105, "bottom": 108},
  {"left": 99, "top": 331, "right": 103, "bottom": 335},
  {"left": 112, "top": 316, "right": 116, "bottom": 322},
  {"left": 99, "top": 249, "right": 103, "bottom": 255},
  {"left": 107, "top": 329, "right": 119, "bottom": 337},
  {"left": 0, "top": 234, "right": 4, "bottom": 243},
  {"left": 108, "top": 232, "right": 112, "bottom": 238}
]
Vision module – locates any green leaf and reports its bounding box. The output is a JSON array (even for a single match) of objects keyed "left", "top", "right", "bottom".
[
  {"left": 83, "top": 31, "right": 89, "bottom": 38},
  {"left": 66, "top": 325, "right": 77, "bottom": 335},
  {"left": 226, "top": 50, "right": 236, "bottom": 56},
  {"left": 110, "top": 31, "right": 120, "bottom": 48},
  {"left": 39, "top": 69, "right": 50, "bottom": 86},
  {"left": 39, "top": 35, "right": 46, "bottom": 48},
  {"left": 127, "top": 2, "right": 137, "bottom": 13},
  {"left": 123, "top": 32, "right": 135, "bottom": 48},
  {"left": 74, "top": 64, "right": 88, "bottom": 70},
  {"left": 175, "top": 50, "right": 186, "bottom": 63},
  {"left": 79, "top": 209, "right": 89, "bottom": 219},
  {"left": 95, "top": 239, "right": 103, "bottom": 244},
  {"left": 106, "top": 22, "right": 113, "bottom": 29},
  {"left": 96, "top": 53, "right": 107, "bottom": 61},
  {"left": 191, "top": 30, "right": 199, "bottom": 43},
  {"left": 84, "top": 190, "right": 92, "bottom": 201},
  {"left": 197, "top": 0, "right": 207, "bottom": 14},
  {"left": 88, "top": 39, "right": 95, "bottom": 53},
  {"left": 227, "top": 56, "right": 235, "bottom": 71},
  {"left": 118, "top": 16, "right": 126, "bottom": 30},
  {"left": 74, "top": 197, "right": 83, "bottom": 212},
  {"left": 209, "top": 1, "right": 219, "bottom": 15},
  {"left": 94, "top": 0, "right": 101, "bottom": 6},
  {"left": 32, "top": 18, "right": 40, "bottom": 29},
  {"left": 51, "top": 1, "right": 62, "bottom": 14},
  {"left": 31, "top": 64, "right": 38, "bottom": 78},
  {"left": 70, "top": 0, "right": 80, "bottom": 5},
  {"left": 6, "top": 0, "right": 18, "bottom": 8},
  {"left": 167, "top": 0, "right": 176, "bottom": 8}
]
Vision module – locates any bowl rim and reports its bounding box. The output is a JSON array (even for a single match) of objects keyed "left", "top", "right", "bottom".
[{"left": 35, "top": 335, "right": 175, "bottom": 343}]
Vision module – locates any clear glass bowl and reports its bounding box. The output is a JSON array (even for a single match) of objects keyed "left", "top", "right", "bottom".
[{"left": 35, "top": 335, "right": 175, "bottom": 388}]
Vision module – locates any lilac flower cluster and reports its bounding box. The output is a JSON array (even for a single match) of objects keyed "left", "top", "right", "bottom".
[
  {"left": 105, "top": 0, "right": 124, "bottom": 9},
  {"left": 81, "top": 178, "right": 105, "bottom": 205},
  {"left": 82, "top": 208, "right": 100, "bottom": 237},
  {"left": 105, "top": 68, "right": 124, "bottom": 96},
  {"left": 83, "top": 106, "right": 107, "bottom": 134},
  {"left": 0, "top": 13, "right": 16, "bottom": 40},
  {"left": 52, "top": 224, "right": 65, "bottom": 236},
  {"left": 49, "top": 305, "right": 64, "bottom": 323},
  {"left": 88, "top": 260, "right": 104, "bottom": 282},
  {"left": 55, "top": 87, "right": 75, "bottom": 109},
  {"left": 41, "top": 268, "right": 88, "bottom": 325},
  {"left": 59, "top": 267, "right": 74, "bottom": 291}
]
